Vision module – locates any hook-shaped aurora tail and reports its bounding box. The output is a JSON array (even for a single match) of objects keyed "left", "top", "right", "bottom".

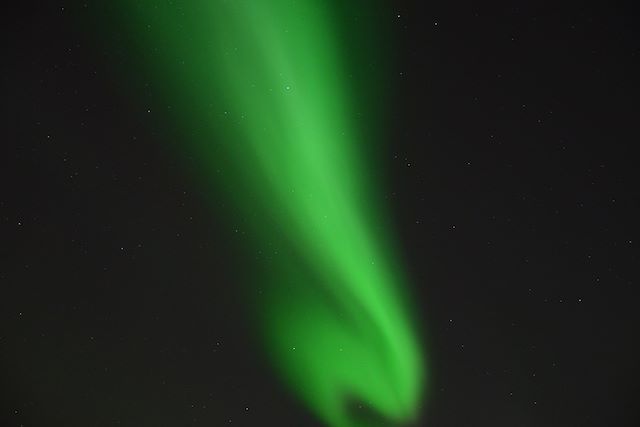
[{"left": 101, "top": 1, "right": 425, "bottom": 425}]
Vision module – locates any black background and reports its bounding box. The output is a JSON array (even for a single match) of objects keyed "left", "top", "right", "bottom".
[{"left": 2, "top": 1, "right": 639, "bottom": 426}]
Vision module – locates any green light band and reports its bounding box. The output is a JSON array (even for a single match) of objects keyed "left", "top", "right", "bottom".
[{"left": 101, "top": 2, "right": 425, "bottom": 425}]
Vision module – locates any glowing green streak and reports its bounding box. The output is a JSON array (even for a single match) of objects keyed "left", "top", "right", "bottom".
[{"left": 102, "top": 1, "right": 425, "bottom": 425}]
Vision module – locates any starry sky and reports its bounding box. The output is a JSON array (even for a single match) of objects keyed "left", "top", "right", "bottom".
[{"left": 2, "top": 1, "right": 639, "bottom": 426}]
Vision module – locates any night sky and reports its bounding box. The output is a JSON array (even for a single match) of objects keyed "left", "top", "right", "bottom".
[{"left": 2, "top": 1, "right": 639, "bottom": 426}]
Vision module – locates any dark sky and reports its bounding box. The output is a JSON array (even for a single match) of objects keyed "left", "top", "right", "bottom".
[{"left": 2, "top": 1, "right": 639, "bottom": 426}]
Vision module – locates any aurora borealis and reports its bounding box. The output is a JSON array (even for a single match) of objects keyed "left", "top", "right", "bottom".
[
  {"left": 6, "top": 1, "right": 640, "bottom": 426},
  {"left": 102, "top": 1, "right": 424, "bottom": 426}
]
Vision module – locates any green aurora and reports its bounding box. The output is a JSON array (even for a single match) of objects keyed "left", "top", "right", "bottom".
[{"left": 97, "top": 1, "right": 426, "bottom": 425}]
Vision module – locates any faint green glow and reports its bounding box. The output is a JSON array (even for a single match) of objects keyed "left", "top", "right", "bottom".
[{"left": 101, "top": 1, "right": 425, "bottom": 425}]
